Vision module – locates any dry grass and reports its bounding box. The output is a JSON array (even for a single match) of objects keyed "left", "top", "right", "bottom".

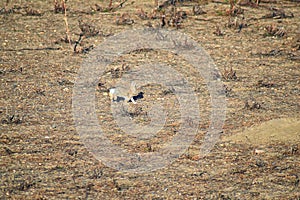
[{"left": 0, "top": 0, "right": 299, "bottom": 199}]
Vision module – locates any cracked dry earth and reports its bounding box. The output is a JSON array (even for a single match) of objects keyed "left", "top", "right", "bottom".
[{"left": 0, "top": 0, "right": 299, "bottom": 199}]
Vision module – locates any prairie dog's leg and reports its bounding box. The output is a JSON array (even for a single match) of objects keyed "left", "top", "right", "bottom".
[{"left": 130, "top": 97, "right": 137, "bottom": 104}]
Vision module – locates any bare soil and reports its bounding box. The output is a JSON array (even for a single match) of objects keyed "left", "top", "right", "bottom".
[{"left": 0, "top": 0, "right": 299, "bottom": 199}]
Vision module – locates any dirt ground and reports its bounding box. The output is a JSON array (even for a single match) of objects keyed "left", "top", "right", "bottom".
[{"left": 0, "top": 0, "right": 299, "bottom": 199}]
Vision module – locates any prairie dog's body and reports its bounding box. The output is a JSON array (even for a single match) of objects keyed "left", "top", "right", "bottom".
[{"left": 109, "top": 82, "right": 137, "bottom": 104}]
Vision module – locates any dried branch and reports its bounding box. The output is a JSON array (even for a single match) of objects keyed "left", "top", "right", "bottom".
[{"left": 62, "top": 0, "right": 72, "bottom": 51}]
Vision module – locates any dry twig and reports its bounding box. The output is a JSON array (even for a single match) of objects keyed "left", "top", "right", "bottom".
[{"left": 61, "top": 0, "right": 72, "bottom": 51}]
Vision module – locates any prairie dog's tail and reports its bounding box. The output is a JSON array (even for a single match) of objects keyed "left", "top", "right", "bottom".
[{"left": 129, "top": 82, "right": 137, "bottom": 96}]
